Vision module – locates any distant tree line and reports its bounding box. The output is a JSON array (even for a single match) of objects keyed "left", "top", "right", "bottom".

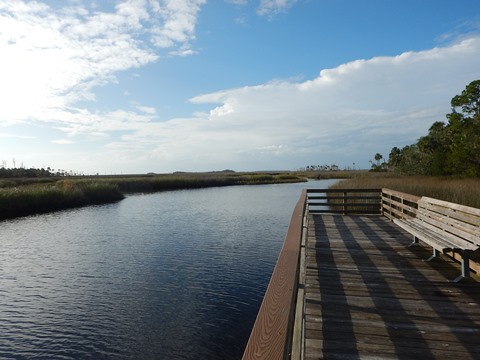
[
  {"left": 301, "top": 164, "right": 341, "bottom": 172},
  {"left": 0, "top": 165, "right": 73, "bottom": 178},
  {"left": 373, "top": 80, "right": 480, "bottom": 177},
  {"left": 369, "top": 153, "right": 387, "bottom": 172}
]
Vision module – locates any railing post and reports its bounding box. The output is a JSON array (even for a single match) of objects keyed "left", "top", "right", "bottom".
[
  {"left": 380, "top": 190, "right": 383, "bottom": 216},
  {"left": 401, "top": 196, "right": 405, "bottom": 219},
  {"left": 387, "top": 192, "right": 390, "bottom": 216}
]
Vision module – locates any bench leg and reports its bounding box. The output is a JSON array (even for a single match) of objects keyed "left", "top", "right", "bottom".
[
  {"left": 408, "top": 236, "right": 420, "bottom": 247},
  {"left": 451, "top": 253, "right": 470, "bottom": 283},
  {"left": 426, "top": 248, "right": 439, "bottom": 262}
]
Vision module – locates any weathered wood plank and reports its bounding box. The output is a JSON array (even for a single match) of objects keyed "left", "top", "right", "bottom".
[
  {"left": 241, "top": 190, "right": 307, "bottom": 360},
  {"left": 382, "top": 188, "right": 421, "bottom": 203},
  {"left": 417, "top": 205, "right": 480, "bottom": 242},
  {"left": 307, "top": 188, "right": 382, "bottom": 215},
  {"left": 396, "top": 218, "right": 477, "bottom": 251},
  {"left": 422, "top": 196, "right": 480, "bottom": 219},
  {"left": 308, "top": 189, "right": 382, "bottom": 193},
  {"left": 382, "top": 202, "right": 417, "bottom": 220},
  {"left": 421, "top": 202, "right": 480, "bottom": 229},
  {"left": 243, "top": 189, "right": 480, "bottom": 360},
  {"left": 304, "top": 214, "right": 480, "bottom": 360}
]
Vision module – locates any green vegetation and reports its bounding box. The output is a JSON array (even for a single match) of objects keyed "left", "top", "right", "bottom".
[
  {"left": 0, "top": 171, "right": 306, "bottom": 221},
  {"left": 0, "top": 165, "right": 73, "bottom": 178},
  {"left": 329, "top": 172, "right": 480, "bottom": 208},
  {"left": 296, "top": 169, "right": 369, "bottom": 180},
  {"left": 350, "top": 80, "right": 480, "bottom": 208},
  {"left": 0, "top": 180, "right": 124, "bottom": 220},
  {"left": 380, "top": 80, "right": 480, "bottom": 177}
]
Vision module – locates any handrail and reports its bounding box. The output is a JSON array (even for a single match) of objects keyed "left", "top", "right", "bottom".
[
  {"left": 243, "top": 188, "right": 479, "bottom": 359},
  {"left": 307, "top": 188, "right": 382, "bottom": 215},
  {"left": 241, "top": 189, "right": 307, "bottom": 360},
  {"left": 381, "top": 188, "right": 480, "bottom": 274},
  {"left": 381, "top": 188, "right": 420, "bottom": 221}
]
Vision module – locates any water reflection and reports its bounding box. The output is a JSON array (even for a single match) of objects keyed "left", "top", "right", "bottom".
[{"left": 0, "top": 180, "right": 336, "bottom": 359}]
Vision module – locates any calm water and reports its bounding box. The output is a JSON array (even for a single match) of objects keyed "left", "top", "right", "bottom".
[{"left": 0, "top": 180, "right": 336, "bottom": 359}]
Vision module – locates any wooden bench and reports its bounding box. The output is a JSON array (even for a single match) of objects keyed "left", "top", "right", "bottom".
[{"left": 392, "top": 196, "right": 480, "bottom": 282}]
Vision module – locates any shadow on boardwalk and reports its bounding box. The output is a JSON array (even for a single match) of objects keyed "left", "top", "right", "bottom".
[{"left": 305, "top": 215, "right": 480, "bottom": 360}]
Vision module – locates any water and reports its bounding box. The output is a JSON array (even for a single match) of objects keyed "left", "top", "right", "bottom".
[{"left": 0, "top": 180, "right": 336, "bottom": 359}]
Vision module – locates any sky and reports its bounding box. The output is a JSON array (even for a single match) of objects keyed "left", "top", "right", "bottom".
[{"left": 1, "top": 0, "right": 480, "bottom": 175}]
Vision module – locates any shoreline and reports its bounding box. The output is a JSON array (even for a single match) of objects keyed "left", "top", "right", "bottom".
[{"left": 0, "top": 172, "right": 306, "bottom": 221}]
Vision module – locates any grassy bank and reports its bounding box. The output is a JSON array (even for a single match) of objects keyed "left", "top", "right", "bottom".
[
  {"left": 328, "top": 172, "right": 480, "bottom": 208},
  {"left": 0, "top": 172, "right": 305, "bottom": 220},
  {"left": 0, "top": 180, "right": 124, "bottom": 220},
  {"left": 91, "top": 172, "right": 304, "bottom": 192},
  {"left": 3, "top": 169, "right": 479, "bottom": 220},
  {"left": 296, "top": 170, "right": 369, "bottom": 180}
]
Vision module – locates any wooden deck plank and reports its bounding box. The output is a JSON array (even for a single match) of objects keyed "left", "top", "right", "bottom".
[{"left": 303, "top": 214, "right": 480, "bottom": 360}]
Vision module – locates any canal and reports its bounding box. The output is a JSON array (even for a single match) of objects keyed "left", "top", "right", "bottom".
[{"left": 0, "top": 180, "right": 337, "bottom": 359}]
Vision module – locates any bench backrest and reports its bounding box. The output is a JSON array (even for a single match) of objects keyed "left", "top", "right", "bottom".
[{"left": 417, "top": 197, "right": 480, "bottom": 250}]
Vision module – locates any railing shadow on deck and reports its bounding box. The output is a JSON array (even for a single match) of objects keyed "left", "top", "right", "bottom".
[{"left": 309, "top": 214, "right": 480, "bottom": 359}]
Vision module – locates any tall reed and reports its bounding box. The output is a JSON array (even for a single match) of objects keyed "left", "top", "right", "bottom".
[
  {"left": 0, "top": 172, "right": 305, "bottom": 220},
  {"left": 0, "top": 181, "right": 124, "bottom": 220},
  {"left": 329, "top": 174, "right": 480, "bottom": 208},
  {"left": 79, "top": 173, "right": 305, "bottom": 192}
]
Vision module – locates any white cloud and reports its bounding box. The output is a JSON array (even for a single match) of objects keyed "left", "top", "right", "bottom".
[
  {"left": 0, "top": 133, "right": 35, "bottom": 139},
  {"left": 257, "top": 0, "right": 297, "bottom": 17},
  {"left": 163, "top": 36, "right": 479, "bottom": 170},
  {"left": 0, "top": 0, "right": 204, "bottom": 128},
  {"left": 41, "top": 35, "right": 478, "bottom": 172},
  {"left": 226, "top": 0, "right": 249, "bottom": 5},
  {"left": 149, "top": 0, "right": 206, "bottom": 48},
  {"left": 234, "top": 15, "right": 247, "bottom": 25},
  {"left": 2, "top": 2, "right": 480, "bottom": 174},
  {"left": 135, "top": 105, "right": 157, "bottom": 115},
  {"left": 51, "top": 139, "right": 75, "bottom": 145}
]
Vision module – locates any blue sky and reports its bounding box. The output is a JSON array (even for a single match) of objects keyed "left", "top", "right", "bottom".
[{"left": 1, "top": 0, "right": 480, "bottom": 174}]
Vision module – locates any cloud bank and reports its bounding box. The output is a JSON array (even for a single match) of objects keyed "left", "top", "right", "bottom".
[
  {"left": 88, "top": 35, "right": 480, "bottom": 173},
  {"left": 171, "top": 36, "right": 480, "bottom": 171},
  {"left": 1, "top": 1, "right": 480, "bottom": 173}
]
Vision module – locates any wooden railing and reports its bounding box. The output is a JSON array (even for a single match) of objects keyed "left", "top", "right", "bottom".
[
  {"left": 241, "top": 189, "right": 307, "bottom": 360},
  {"left": 307, "top": 188, "right": 382, "bottom": 215},
  {"left": 242, "top": 188, "right": 479, "bottom": 360},
  {"left": 381, "top": 188, "right": 480, "bottom": 275},
  {"left": 381, "top": 188, "right": 420, "bottom": 221}
]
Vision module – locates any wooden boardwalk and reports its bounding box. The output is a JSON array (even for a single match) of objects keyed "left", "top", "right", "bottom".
[{"left": 304, "top": 214, "right": 480, "bottom": 360}]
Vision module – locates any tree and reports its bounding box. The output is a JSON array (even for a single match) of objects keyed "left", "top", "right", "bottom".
[
  {"left": 388, "top": 147, "right": 401, "bottom": 169},
  {"left": 385, "top": 80, "right": 480, "bottom": 177},
  {"left": 417, "top": 121, "right": 450, "bottom": 175},
  {"left": 450, "top": 80, "right": 480, "bottom": 118},
  {"left": 395, "top": 145, "right": 431, "bottom": 175},
  {"left": 445, "top": 80, "right": 480, "bottom": 176},
  {"left": 370, "top": 153, "right": 387, "bottom": 172}
]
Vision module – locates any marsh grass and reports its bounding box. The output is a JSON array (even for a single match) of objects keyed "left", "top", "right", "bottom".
[
  {"left": 83, "top": 172, "right": 305, "bottom": 192},
  {"left": 329, "top": 173, "right": 480, "bottom": 208},
  {"left": 0, "top": 172, "right": 305, "bottom": 220},
  {"left": 295, "top": 170, "right": 364, "bottom": 180},
  {"left": 0, "top": 181, "right": 124, "bottom": 220}
]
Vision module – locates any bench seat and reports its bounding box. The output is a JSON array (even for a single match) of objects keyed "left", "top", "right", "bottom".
[{"left": 392, "top": 196, "right": 480, "bottom": 282}]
